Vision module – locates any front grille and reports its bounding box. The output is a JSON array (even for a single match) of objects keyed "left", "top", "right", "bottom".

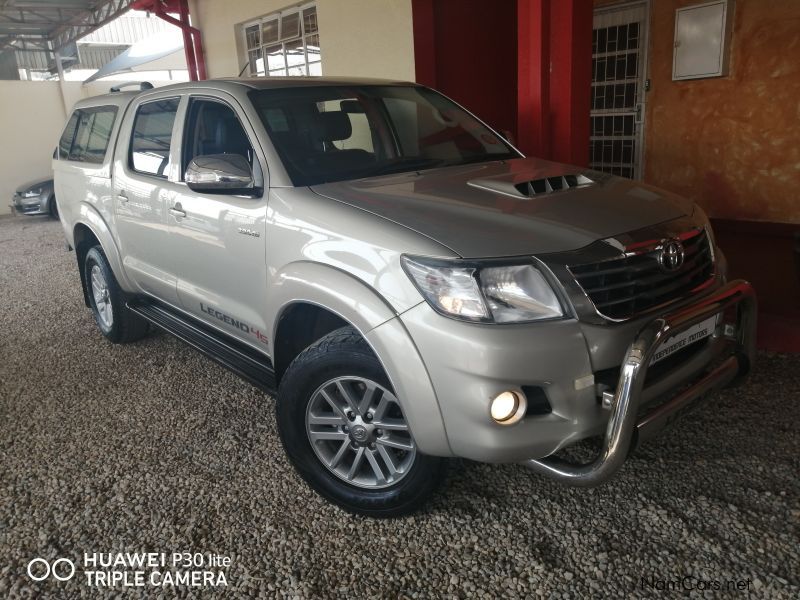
[{"left": 569, "top": 230, "right": 714, "bottom": 320}]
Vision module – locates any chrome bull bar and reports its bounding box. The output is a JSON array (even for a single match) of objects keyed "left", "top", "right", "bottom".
[{"left": 522, "top": 279, "right": 757, "bottom": 487}]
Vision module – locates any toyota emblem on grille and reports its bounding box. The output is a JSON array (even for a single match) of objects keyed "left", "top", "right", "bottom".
[{"left": 658, "top": 239, "right": 685, "bottom": 272}]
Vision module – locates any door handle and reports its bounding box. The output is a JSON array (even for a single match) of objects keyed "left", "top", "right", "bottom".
[
  {"left": 169, "top": 202, "right": 186, "bottom": 218},
  {"left": 117, "top": 190, "right": 128, "bottom": 202}
]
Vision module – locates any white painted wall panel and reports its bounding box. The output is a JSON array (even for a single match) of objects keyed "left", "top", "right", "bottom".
[{"left": 190, "top": 0, "right": 415, "bottom": 81}]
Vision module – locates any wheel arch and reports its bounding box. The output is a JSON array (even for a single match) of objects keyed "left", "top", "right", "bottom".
[
  {"left": 273, "top": 302, "right": 349, "bottom": 383},
  {"left": 74, "top": 222, "right": 100, "bottom": 307},
  {"left": 269, "top": 262, "right": 451, "bottom": 456},
  {"left": 72, "top": 206, "right": 133, "bottom": 307}
]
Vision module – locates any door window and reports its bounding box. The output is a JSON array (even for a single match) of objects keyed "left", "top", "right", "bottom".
[
  {"left": 58, "top": 112, "right": 79, "bottom": 160},
  {"left": 59, "top": 106, "right": 118, "bottom": 163},
  {"left": 182, "top": 99, "right": 254, "bottom": 176},
  {"left": 130, "top": 98, "right": 180, "bottom": 178}
]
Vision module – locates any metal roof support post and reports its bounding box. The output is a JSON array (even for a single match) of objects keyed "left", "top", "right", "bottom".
[
  {"left": 176, "top": 0, "right": 196, "bottom": 80},
  {"left": 152, "top": 0, "right": 205, "bottom": 80},
  {"left": 53, "top": 46, "right": 70, "bottom": 117},
  {"left": 186, "top": 0, "right": 206, "bottom": 81}
]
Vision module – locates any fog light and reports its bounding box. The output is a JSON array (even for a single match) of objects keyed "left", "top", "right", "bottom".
[{"left": 490, "top": 390, "right": 526, "bottom": 425}]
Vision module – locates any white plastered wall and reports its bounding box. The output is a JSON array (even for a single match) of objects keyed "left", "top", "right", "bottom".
[
  {"left": 0, "top": 78, "right": 184, "bottom": 216},
  {"left": 0, "top": 81, "right": 77, "bottom": 216},
  {"left": 190, "top": 0, "right": 416, "bottom": 81}
]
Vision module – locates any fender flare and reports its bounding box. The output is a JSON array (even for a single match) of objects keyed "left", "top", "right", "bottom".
[
  {"left": 74, "top": 202, "right": 136, "bottom": 292},
  {"left": 269, "top": 261, "right": 452, "bottom": 457}
]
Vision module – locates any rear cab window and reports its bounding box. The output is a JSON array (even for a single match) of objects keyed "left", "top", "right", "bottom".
[{"left": 58, "top": 106, "right": 118, "bottom": 164}]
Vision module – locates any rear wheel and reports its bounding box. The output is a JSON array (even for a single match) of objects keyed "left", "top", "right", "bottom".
[
  {"left": 84, "top": 245, "right": 149, "bottom": 343},
  {"left": 276, "top": 327, "right": 446, "bottom": 517}
]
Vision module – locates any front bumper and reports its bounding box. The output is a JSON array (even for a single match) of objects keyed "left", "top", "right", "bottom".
[
  {"left": 522, "top": 279, "right": 756, "bottom": 486},
  {"left": 10, "top": 193, "right": 47, "bottom": 215},
  {"left": 399, "top": 278, "right": 756, "bottom": 471}
]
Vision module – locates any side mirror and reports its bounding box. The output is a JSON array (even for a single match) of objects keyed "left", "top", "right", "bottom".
[{"left": 185, "top": 154, "right": 257, "bottom": 195}]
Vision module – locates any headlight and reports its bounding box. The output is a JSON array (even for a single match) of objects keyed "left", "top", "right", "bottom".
[
  {"left": 21, "top": 188, "right": 42, "bottom": 198},
  {"left": 401, "top": 255, "right": 565, "bottom": 323}
]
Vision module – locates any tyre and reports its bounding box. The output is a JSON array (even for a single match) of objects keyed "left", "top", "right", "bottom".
[
  {"left": 48, "top": 197, "right": 59, "bottom": 220},
  {"left": 84, "top": 245, "right": 149, "bottom": 343},
  {"left": 276, "top": 326, "right": 446, "bottom": 517}
]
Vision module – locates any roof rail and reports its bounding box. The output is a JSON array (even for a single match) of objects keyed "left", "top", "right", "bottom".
[{"left": 109, "top": 82, "right": 154, "bottom": 93}]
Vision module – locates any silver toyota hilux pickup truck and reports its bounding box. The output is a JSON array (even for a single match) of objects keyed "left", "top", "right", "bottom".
[{"left": 54, "top": 78, "right": 756, "bottom": 516}]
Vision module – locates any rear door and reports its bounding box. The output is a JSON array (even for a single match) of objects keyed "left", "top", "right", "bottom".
[
  {"left": 162, "top": 92, "right": 271, "bottom": 353},
  {"left": 53, "top": 104, "right": 119, "bottom": 233},
  {"left": 113, "top": 93, "right": 182, "bottom": 305}
]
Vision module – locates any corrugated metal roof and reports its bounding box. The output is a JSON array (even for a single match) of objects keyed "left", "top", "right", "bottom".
[
  {"left": 14, "top": 44, "right": 125, "bottom": 70},
  {"left": 80, "top": 12, "right": 174, "bottom": 45},
  {"left": 0, "top": 0, "right": 135, "bottom": 53},
  {"left": 8, "top": 6, "right": 180, "bottom": 76}
]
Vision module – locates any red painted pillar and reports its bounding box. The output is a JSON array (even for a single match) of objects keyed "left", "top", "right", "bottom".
[
  {"left": 548, "top": 0, "right": 593, "bottom": 166},
  {"left": 178, "top": 0, "right": 198, "bottom": 81},
  {"left": 411, "top": 0, "right": 437, "bottom": 86},
  {"left": 517, "top": 0, "right": 550, "bottom": 157}
]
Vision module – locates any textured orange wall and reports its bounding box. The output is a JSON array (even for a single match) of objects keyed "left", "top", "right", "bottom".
[{"left": 596, "top": 0, "right": 800, "bottom": 224}]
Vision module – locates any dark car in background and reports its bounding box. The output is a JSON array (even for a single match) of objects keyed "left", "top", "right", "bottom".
[{"left": 10, "top": 178, "right": 57, "bottom": 218}]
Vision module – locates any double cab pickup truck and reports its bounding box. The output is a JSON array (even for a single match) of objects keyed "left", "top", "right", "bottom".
[{"left": 54, "top": 78, "right": 756, "bottom": 516}]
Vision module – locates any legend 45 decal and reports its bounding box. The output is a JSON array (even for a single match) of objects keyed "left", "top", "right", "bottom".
[{"left": 199, "top": 303, "right": 269, "bottom": 347}]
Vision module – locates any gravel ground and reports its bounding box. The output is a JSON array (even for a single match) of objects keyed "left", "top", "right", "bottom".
[{"left": 1, "top": 215, "right": 798, "bottom": 599}]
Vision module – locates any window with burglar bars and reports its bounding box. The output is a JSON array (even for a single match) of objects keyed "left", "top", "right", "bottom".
[
  {"left": 590, "top": 3, "right": 648, "bottom": 180},
  {"left": 242, "top": 3, "right": 321, "bottom": 77}
]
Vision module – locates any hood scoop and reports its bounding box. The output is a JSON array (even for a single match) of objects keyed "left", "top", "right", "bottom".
[{"left": 468, "top": 173, "right": 595, "bottom": 199}]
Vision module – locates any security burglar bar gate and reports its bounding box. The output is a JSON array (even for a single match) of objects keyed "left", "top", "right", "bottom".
[{"left": 591, "top": 2, "right": 649, "bottom": 179}]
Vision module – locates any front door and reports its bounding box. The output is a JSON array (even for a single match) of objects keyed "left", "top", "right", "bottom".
[
  {"left": 165, "top": 93, "right": 271, "bottom": 355},
  {"left": 590, "top": 1, "right": 649, "bottom": 179}
]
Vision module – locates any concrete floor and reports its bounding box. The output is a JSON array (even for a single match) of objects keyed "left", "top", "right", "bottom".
[{"left": 1, "top": 216, "right": 798, "bottom": 598}]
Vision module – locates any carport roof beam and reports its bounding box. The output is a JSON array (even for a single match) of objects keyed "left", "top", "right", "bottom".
[
  {"left": 51, "top": 0, "right": 134, "bottom": 52},
  {"left": 0, "top": 0, "right": 135, "bottom": 54}
]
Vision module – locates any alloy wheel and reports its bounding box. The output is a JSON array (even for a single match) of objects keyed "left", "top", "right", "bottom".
[
  {"left": 305, "top": 376, "right": 416, "bottom": 489},
  {"left": 90, "top": 265, "right": 113, "bottom": 329}
]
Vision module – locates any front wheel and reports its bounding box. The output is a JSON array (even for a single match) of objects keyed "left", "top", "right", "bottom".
[
  {"left": 276, "top": 327, "right": 446, "bottom": 517},
  {"left": 84, "top": 245, "right": 149, "bottom": 343}
]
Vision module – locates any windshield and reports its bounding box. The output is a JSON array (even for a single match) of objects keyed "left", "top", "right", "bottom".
[{"left": 249, "top": 85, "right": 520, "bottom": 186}]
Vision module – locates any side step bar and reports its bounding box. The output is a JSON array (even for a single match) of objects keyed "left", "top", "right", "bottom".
[{"left": 128, "top": 300, "right": 277, "bottom": 394}]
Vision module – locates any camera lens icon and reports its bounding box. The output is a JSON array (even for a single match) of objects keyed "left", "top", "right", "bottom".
[{"left": 27, "top": 558, "right": 75, "bottom": 582}]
